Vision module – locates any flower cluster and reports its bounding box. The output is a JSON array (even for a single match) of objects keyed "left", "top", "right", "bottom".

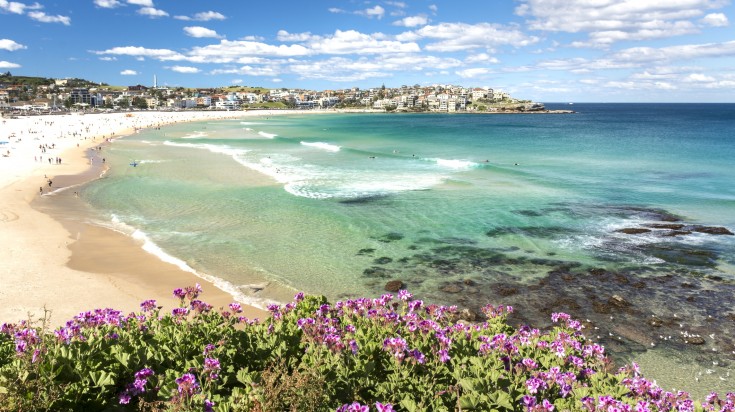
[
  {"left": 1, "top": 285, "right": 730, "bottom": 411},
  {"left": 118, "top": 367, "right": 155, "bottom": 405}
]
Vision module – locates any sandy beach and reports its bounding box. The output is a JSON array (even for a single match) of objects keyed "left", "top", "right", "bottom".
[{"left": 0, "top": 110, "right": 311, "bottom": 326}]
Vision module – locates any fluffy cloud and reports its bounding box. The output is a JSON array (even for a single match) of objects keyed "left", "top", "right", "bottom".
[
  {"left": 0, "top": 0, "right": 39, "bottom": 14},
  {"left": 95, "top": 46, "right": 187, "bottom": 61},
  {"left": 27, "top": 11, "right": 71, "bottom": 25},
  {"left": 277, "top": 30, "right": 319, "bottom": 42},
  {"left": 308, "top": 29, "right": 420, "bottom": 54},
  {"left": 127, "top": 0, "right": 153, "bottom": 6},
  {"left": 137, "top": 6, "right": 168, "bottom": 17},
  {"left": 413, "top": 23, "right": 539, "bottom": 51},
  {"left": 466, "top": 53, "right": 499, "bottom": 64},
  {"left": 357, "top": 5, "right": 385, "bottom": 19},
  {"left": 93, "top": 0, "right": 123, "bottom": 8},
  {"left": 456, "top": 68, "right": 491, "bottom": 78},
  {"left": 0, "top": 61, "right": 21, "bottom": 68},
  {"left": 610, "top": 40, "right": 735, "bottom": 64},
  {"left": 210, "top": 65, "right": 280, "bottom": 77},
  {"left": 188, "top": 40, "right": 310, "bottom": 63},
  {"left": 0, "top": 39, "right": 26, "bottom": 51},
  {"left": 516, "top": 0, "right": 728, "bottom": 47},
  {"left": 700, "top": 12, "right": 728, "bottom": 27},
  {"left": 175, "top": 11, "right": 226, "bottom": 21},
  {"left": 120, "top": 69, "right": 138, "bottom": 75},
  {"left": 393, "top": 15, "right": 428, "bottom": 27},
  {"left": 169, "top": 66, "right": 200, "bottom": 73},
  {"left": 183, "top": 26, "right": 222, "bottom": 38}
]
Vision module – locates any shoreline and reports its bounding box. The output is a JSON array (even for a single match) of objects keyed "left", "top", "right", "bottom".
[{"left": 0, "top": 110, "right": 316, "bottom": 326}]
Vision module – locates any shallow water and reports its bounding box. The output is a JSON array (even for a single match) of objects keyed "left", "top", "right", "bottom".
[{"left": 80, "top": 105, "right": 735, "bottom": 396}]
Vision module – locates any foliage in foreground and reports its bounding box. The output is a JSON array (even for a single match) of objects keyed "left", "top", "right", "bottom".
[{"left": 0, "top": 285, "right": 732, "bottom": 412}]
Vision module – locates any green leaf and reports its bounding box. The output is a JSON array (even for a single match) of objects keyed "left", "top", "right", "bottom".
[
  {"left": 400, "top": 397, "right": 420, "bottom": 412},
  {"left": 493, "top": 391, "right": 514, "bottom": 410}
]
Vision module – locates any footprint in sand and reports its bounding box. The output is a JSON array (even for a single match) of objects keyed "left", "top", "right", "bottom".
[{"left": 0, "top": 209, "right": 19, "bottom": 222}]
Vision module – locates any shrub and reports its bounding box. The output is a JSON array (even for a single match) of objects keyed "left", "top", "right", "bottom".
[{"left": 0, "top": 285, "right": 732, "bottom": 411}]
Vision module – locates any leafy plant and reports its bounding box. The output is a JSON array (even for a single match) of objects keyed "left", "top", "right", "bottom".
[{"left": 0, "top": 286, "right": 731, "bottom": 411}]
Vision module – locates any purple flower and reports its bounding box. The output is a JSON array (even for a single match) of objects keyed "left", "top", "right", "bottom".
[
  {"left": 437, "top": 349, "right": 451, "bottom": 363},
  {"left": 204, "top": 399, "right": 215, "bottom": 412},
  {"left": 133, "top": 378, "right": 147, "bottom": 392},
  {"left": 542, "top": 399, "right": 555, "bottom": 411},
  {"left": 375, "top": 402, "right": 394, "bottom": 412},
  {"left": 526, "top": 377, "right": 547, "bottom": 395},
  {"left": 229, "top": 302, "right": 242, "bottom": 313},
  {"left": 140, "top": 299, "right": 157, "bottom": 312},
  {"left": 204, "top": 357, "right": 221, "bottom": 371},
  {"left": 398, "top": 290, "right": 413, "bottom": 301},
  {"left": 336, "top": 402, "right": 370, "bottom": 412},
  {"left": 294, "top": 292, "right": 305, "bottom": 302},
  {"left": 172, "top": 307, "right": 189, "bottom": 318},
  {"left": 173, "top": 288, "right": 186, "bottom": 299},
  {"left": 522, "top": 395, "right": 536, "bottom": 409},
  {"left": 349, "top": 339, "right": 359, "bottom": 355},
  {"left": 119, "top": 392, "right": 132, "bottom": 405},
  {"left": 175, "top": 373, "right": 200, "bottom": 396}
]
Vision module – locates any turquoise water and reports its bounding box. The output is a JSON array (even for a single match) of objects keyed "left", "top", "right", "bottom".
[{"left": 82, "top": 104, "right": 735, "bottom": 391}]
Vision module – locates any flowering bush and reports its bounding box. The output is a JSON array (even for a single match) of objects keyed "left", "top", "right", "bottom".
[{"left": 0, "top": 285, "right": 731, "bottom": 411}]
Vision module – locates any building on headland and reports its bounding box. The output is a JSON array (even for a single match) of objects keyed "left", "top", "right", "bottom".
[{"left": 2, "top": 74, "right": 547, "bottom": 114}]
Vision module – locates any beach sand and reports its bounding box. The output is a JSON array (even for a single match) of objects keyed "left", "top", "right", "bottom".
[{"left": 0, "top": 110, "right": 312, "bottom": 326}]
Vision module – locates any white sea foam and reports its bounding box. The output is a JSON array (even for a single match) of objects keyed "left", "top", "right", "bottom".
[
  {"left": 300, "top": 141, "right": 340, "bottom": 152},
  {"left": 240, "top": 122, "right": 263, "bottom": 125},
  {"left": 163, "top": 140, "right": 250, "bottom": 159},
  {"left": 258, "top": 131, "right": 277, "bottom": 139},
  {"left": 103, "top": 214, "right": 277, "bottom": 310},
  {"left": 181, "top": 131, "right": 208, "bottom": 139},
  {"left": 427, "top": 158, "right": 478, "bottom": 169}
]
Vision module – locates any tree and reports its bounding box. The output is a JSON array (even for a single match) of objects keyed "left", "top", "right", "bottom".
[{"left": 131, "top": 96, "right": 148, "bottom": 109}]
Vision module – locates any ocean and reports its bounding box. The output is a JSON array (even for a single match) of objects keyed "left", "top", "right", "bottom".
[{"left": 81, "top": 104, "right": 735, "bottom": 394}]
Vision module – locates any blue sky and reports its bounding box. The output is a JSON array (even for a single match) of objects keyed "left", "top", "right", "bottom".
[{"left": 1, "top": 0, "right": 734, "bottom": 102}]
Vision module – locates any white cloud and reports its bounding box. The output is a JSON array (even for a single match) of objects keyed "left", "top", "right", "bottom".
[
  {"left": 277, "top": 30, "right": 318, "bottom": 42},
  {"left": 456, "top": 68, "right": 491, "bottom": 78},
  {"left": 466, "top": 53, "right": 499, "bottom": 64},
  {"left": 357, "top": 5, "right": 385, "bottom": 19},
  {"left": 94, "top": 0, "right": 123, "bottom": 8},
  {"left": 188, "top": 40, "right": 310, "bottom": 63},
  {"left": 516, "top": 0, "right": 728, "bottom": 47},
  {"left": 429, "top": 4, "right": 438, "bottom": 14},
  {"left": 414, "top": 23, "right": 539, "bottom": 51},
  {"left": 0, "top": 60, "right": 21, "bottom": 68},
  {"left": 271, "top": 78, "right": 282, "bottom": 83},
  {"left": 328, "top": 7, "right": 346, "bottom": 14},
  {"left": 611, "top": 40, "right": 735, "bottom": 64},
  {"left": 27, "top": 11, "right": 71, "bottom": 25},
  {"left": 95, "top": 46, "right": 187, "bottom": 61},
  {"left": 126, "top": 0, "right": 153, "bottom": 6},
  {"left": 120, "top": 69, "right": 138, "bottom": 75},
  {"left": 137, "top": 7, "right": 168, "bottom": 17},
  {"left": 174, "top": 11, "right": 226, "bottom": 21},
  {"left": 169, "top": 66, "right": 200, "bottom": 73},
  {"left": 386, "top": 1, "right": 407, "bottom": 8},
  {"left": 99, "top": 56, "right": 117, "bottom": 61},
  {"left": 0, "top": 38, "right": 26, "bottom": 51},
  {"left": 231, "top": 79, "right": 242, "bottom": 84},
  {"left": 210, "top": 65, "right": 280, "bottom": 77},
  {"left": 308, "top": 29, "right": 420, "bottom": 54},
  {"left": 700, "top": 12, "right": 728, "bottom": 26},
  {"left": 685, "top": 73, "right": 716, "bottom": 82},
  {"left": 0, "top": 0, "right": 37, "bottom": 14},
  {"left": 393, "top": 15, "right": 428, "bottom": 27},
  {"left": 183, "top": 26, "right": 221, "bottom": 38}
]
